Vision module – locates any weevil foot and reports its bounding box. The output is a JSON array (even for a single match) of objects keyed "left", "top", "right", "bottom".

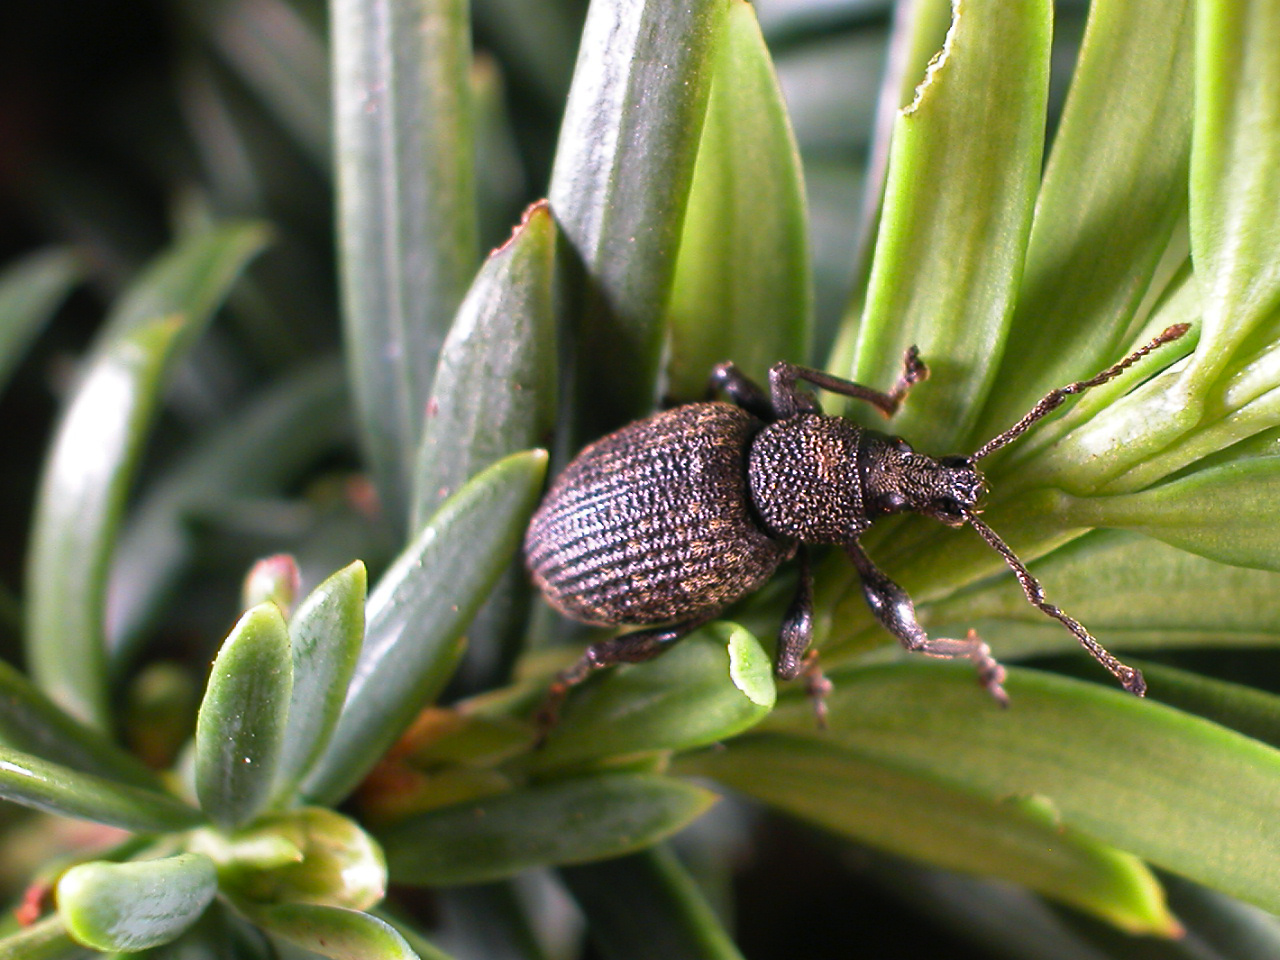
[{"left": 800, "top": 649, "right": 833, "bottom": 729}]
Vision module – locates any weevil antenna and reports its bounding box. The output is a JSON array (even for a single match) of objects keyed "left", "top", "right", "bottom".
[
  {"left": 970, "top": 323, "right": 1191, "bottom": 462},
  {"left": 962, "top": 508, "right": 1145, "bottom": 695}
]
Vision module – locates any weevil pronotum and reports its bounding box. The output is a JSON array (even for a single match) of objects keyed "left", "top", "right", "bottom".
[{"left": 525, "top": 324, "right": 1190, "bottom": 723}]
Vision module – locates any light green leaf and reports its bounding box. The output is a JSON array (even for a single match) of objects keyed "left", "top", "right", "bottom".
[
  {"left": 846, "top": 0, "right": 1050, "bottom": 453},
  {"left": 561, "top": 846, "right": 746, "bottom": 960},
  {"left": 1185, "top": 0, "right": 1280, "bottom": 387},
  {"left": 0, "top": 248, "right": 81, "bottom": 397},
  {"left": 381, "top": 773, "right": 717, "bottom": 887},
  {"left": 334, "top": 0, "right": 478, "bottom": 531},
  {"left": 195, "top": 603, "right": 293, "bottom": 829},
  {"left": 271, "top": 562, "right": 366, "bottom": 803},
  {"left": 25, "top": 223, "right": 269, "bottom": 729},
  {"left": 412, "top": 201, "right": 558, "bottom": 528},
  {"left": 972, "top": 0, "right": 1194, "bottom": 444},
  {"left": 664, "top": 0, "right": 810, "bottom": 399},
  {"left": 240, "top": 904, "right": 417, "bottom": 960},
  {"left": 530, "top": 625, "right": 774, "bottom": 774},
  {"left": 302, "top": 450, "right": 547, "bottom": 806},
  {"left": 548, "top": 0, "right": 727, "bottom": 440},
  {"left": 763, "top": 664, "right": 1280, "bottom": 914},
  {"left": 58, "top": 854, "right": 217, "bottom": 952},
  {"left": 0, "top": 659, "right": 161, "bottom": 791},
  {"left": 1060, "top": 457, "right": 1280, "bottom": 570},
  {"left": 907, "top": 530, "right": 1280, "bottom": 667},
  {"left": 677, "top": 735, "right": 1175, "bottom": 935},
  {"left": 0, "top": 743, "right": 202, "bottom": 831}
]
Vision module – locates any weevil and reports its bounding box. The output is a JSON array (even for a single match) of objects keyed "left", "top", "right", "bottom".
[{"left": 525, "top": 323, "right": 1190, "bottom": 722}]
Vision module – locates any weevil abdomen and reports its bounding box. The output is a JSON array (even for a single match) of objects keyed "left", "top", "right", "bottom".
[{"left": 525, "top": 402, "right": 792, "bottom": 625}]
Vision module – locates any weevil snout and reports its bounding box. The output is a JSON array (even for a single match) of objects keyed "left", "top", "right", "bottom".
[{"left": 862, "top": 436, "right": 985, "bottom": 525}]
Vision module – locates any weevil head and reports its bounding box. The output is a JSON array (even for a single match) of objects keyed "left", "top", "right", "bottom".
[{"left": 861, "top": 433, "right": 986, "bottom": 527}]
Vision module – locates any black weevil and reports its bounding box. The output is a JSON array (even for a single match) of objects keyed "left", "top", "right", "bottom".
[{"left": 525, "top": 323, "right": 1189, "bottom": 722}]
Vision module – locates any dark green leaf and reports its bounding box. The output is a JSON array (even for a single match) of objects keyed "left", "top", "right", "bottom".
[
  {"left": 0, "top": 743, "right": 203, "bottom": 832},
  {"left": 302, "top": 450, "right": 547, "bottom": 805},
  {"left": 561, "top": 846, "right": 746, "bottom": 960},
  {"left": 333, "top": 0, "right": 478, "bottom": 530},
  {"left": 971, "top": 0, "right": 1194, "bottom": 443},
  {"left": 548, "top": 0, "right": 727, "bottom": 440},
  {"left": 107, "top": 359, "right": 348, "bottom": 658},
  {"left": 381, "top": 772, "right": 717, "bottom": 887},
  {"left": 25, "top": 223, "right": 269, "bottom": 729},
  {"left": 188, "top": 0, "right": 331, "bottom": 172},
  {"left": 412, "top": 201, "right": 558, "bottom": 527},
  {"left": 762, "top": 664, "right": 1280, "bottom": 914},
  {"left": 678, "top": 736, "right": 1175, "bottom": 935},
  {"left": 239, "top": 904, "right": 417, "bottom": 960},
  {"left": 58, "top": 854, "right": 217, "bottom": 952},
  {"left": 195, "top": 603, "right": 293, "bottom": 829},
  {"left": 841, "top": 0, "right": 1050, "bottom": 453},
  {"left": 664, "top": 0, "right": 810, "bottom": 399},
  {"left": 531, "top": 624, "right": 774, "bottom": 773},
  {"left": 0, "top": 659, "right": 161, "bottom": 791},
  {"left": 0, "top": 248, "right": 81, "bottom": 397},
  {"left": 270, "top": 563, "right": 366, "bottom": 803}
]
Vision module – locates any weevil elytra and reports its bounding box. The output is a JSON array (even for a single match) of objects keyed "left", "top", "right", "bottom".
[{"left": 525, "top": 324, "right": 1190, "bottom": 722}]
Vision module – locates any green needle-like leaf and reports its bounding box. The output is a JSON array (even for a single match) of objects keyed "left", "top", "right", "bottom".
[
  {"left": 561, "top": 846, "right": 747, "bottom": 960},
  {"left": 664, "top": 0, "right": 810, "bottom": 399},
  {"left": 1185, "top": 0, "right": 1280, "bottom": 387},
  {"left": 913, "top": 530, "right": 1280, "bottom": 665},
  {"left": 302, "top": 450, "right": 547, "bottom": 806},
  {"left": 549, "top": 0, "right": 727, "bottom": 441},
  {"left": 678, "top": 736, "right": 1176, "bottom": 935},
  {"left": 334, "top": 0, "right": 478, "bottom": 530},
  {"left": 381, "top": 773, "right": 717, "bottom": 887},
  {"left": 191, "top": 0, "right": 331, "bottom": 172},
  {"left": 846, "top": 0, "right": 1050, "bottom": 453},
  {"left": 271, "top": 562, "right": 366, "bottom": 803},
  {"left": 244, "top": 903, "right": 419, "bottom": 960},
  {"left": 195, "top": 602, "right": 293, "bottom": 830},
  {"left": 0, "top": 247, "right": 81, "bottom": 397},
  {"left": 25, "top": 223, "right": 269, "bottom": 729},
  {"left": 531, "top": 625, "right": 774, "bottom": 773},
  {"left": 412, "top": 201, "right": 558, "bottom": 528},
  {"left": 0, "top": 659, "right": 161, "bottom": 791},
  {"left": 0, "top": 743, "right": 202, "bottom": 832},
  {"left": 58, "top": 853, "right": 217, "bottom": 952},
  {"left": 972, "top": 0, "right": 1194, "bottom": 442},
  {"left": 763, "top": 664, "right": 1280, "bottom": 913},
  {"left": 1060, "top": 457, "right": 1280, "bottom": 571}
]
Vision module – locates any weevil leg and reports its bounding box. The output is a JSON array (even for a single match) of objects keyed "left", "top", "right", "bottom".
[
  {"left": 768, "top": 350, "right": 929, "bottom": 420},
  {"left": 536, "top": 615, "right": 715, "bottom": 734},
  {"left": 845, "top": 542, "right": 1009, "bottom": 705},
  {"left": 775, "top": 545, "right": 814, "bottom": 679},
  {"left": 774, "top": 546, "right": 831, "bottom": 726},
  {"left": 709, "top": 361, "right": 776, "bottom": 421}
]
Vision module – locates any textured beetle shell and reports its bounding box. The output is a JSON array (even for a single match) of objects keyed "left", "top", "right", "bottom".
[
  {"left": 748, "top": 413, "right": 872, "bottom": 543},
  {"left": 525, "top": 402, "right": 793, "bottom": 625}
]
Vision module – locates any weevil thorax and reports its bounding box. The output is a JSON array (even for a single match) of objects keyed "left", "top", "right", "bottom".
[{"left": 859, "top": 430, "right": 985, "bottom": 527}]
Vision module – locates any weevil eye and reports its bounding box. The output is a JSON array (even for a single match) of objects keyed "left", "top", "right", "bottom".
[{"left": 873, "top": 491, "right": 908, "bottom": 516}]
